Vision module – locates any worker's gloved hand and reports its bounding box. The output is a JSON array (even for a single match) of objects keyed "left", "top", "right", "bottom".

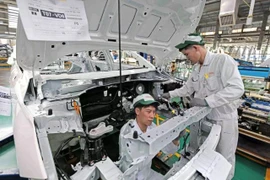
[
  {"left": 161, "top": 93, "right": 170, "bottom": 100},
  {"left": 190, "top": 98, "right": 208, "bottom": 107}
]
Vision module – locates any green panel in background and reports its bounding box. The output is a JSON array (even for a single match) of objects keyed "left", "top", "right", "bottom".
[
  {"left": 0, "top": 97, "right": 17, "bottom": 172},
  {"left": 0, "top": 115, "right": 12, "bottom": 128},
  {"left": 0, "top": 141, "right": 18, "bottom": 170},
  {"left": 233, "top": 155, "right": 266, "bottom": 180}
]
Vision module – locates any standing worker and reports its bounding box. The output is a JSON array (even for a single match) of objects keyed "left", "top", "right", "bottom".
[{"left": 162, "top": 33, "right": 244, "bottom": 180}]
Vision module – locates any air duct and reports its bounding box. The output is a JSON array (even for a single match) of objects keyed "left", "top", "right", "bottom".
[
  {"left": 219, "top": 0, "right": 240, "bottom": 27},
  {"left": 246, "top": 0, "right": 256, "bottom": 25}
]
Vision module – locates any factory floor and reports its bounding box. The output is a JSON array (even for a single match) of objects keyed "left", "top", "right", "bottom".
[{"left": 0, "top": 69, "right": 269, "bottom": 180}]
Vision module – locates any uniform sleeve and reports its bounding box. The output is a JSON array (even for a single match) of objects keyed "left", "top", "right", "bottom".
[
  {"left": 169, "top": 73, "right": 195, "bottom": 98},
  {"left": 205, "top": 55, "right": 244, "bottom": 108}
]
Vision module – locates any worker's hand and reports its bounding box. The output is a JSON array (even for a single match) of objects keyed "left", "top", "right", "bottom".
[
  {"left": 190, "top": 98, "right": 208, "bottom": 107},
  {"left": 161, "top": 92, "right": 170, "bottom": 100},
  {"left": 172, "top": 129, "right": 186, "bottom": 146}
]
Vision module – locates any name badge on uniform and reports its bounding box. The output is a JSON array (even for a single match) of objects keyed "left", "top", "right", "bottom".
[{"left": 205, "top": 72, "right": 214, "bottom": 79}]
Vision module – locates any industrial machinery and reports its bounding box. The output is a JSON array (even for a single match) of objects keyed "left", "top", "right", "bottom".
[{"left": 237, "top": 74, "right": 270, "bottom": 165}]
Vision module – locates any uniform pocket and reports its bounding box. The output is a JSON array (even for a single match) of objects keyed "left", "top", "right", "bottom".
[{"left": 206, "top": 76, "right": 218, "bottom": 91}]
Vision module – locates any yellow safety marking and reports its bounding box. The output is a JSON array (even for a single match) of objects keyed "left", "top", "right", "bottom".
[
  {"left": 163, "top": 154, "right": 173, "bottom": 162},
  {"left": 155, "top": 114, "right": 164, "bottom": 126},
  {"left": 266, "top": 168, "right": 270, "bottom": 180},
  {"left": 174, "top": 152, "right": 181, "bottom": 158},
  {"left": 156, "top": 151, "right": 163, "bottom": 158}
]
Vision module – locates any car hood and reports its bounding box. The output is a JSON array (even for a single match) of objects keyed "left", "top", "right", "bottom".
[{"left": 16, "top": 0, "right": 205, "bottom": 71}]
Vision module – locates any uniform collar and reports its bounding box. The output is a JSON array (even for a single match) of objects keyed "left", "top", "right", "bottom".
[
  {"left": 193, "top": 51, "right": 212, "bottom": 70},
  {"left": 202, "top": 51, "right": 212, "bottom": 66},
  {"left": 132, "top": 119, "right": 143, "bottom": 135},
  {"left": 132, "top": 119, "right": 154, "bottom": 135}
]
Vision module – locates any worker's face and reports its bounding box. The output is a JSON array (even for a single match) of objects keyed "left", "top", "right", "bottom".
[
  {"left": 181, "top": 45, "right": 201, "bottom": 64},
  {"left": 135, "top": 105, "right": 156, "bottom": 126}
]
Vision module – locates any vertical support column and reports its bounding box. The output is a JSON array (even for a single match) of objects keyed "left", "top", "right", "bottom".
[
  {"left": 247, "top": 46, "right": 253, "bottom": 62},
  {"left": 241, "top": 24, "right": 245, "bottom": 33},
  {"left": 36, "top": 128, "right": 58, "bottom": 180},
  {"left": 242, "top": 46, "right": 247, "bottom": 60},
  {"left": 257, "top": 11, "right": 269, "bottom": 50},
  {"left": 213, "top": 19, "right": 220, "bottom": 50},
  {"left": 262, "top": 36, "right": 270, "bottom": 62},
  {"left": 236, "top": 46, "right": 241, "bottom": 59}
]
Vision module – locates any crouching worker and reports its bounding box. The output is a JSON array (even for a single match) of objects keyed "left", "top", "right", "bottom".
[{"left": 118, "top": 93, "right": 179, "bottom": 180}]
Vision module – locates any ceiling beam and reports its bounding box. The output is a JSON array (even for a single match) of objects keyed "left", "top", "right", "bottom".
[
  {"left": 205, "top": 0, "right": 220, "bottom": 5},
  {"left": 213, "top": 18, "right": 220, "bottom": 49},
  {"left": 202, "top": 32, "right": 270, "bottom": 38},
  {"left": 198, "top": 15, "right": 268, "bottom": 27}
]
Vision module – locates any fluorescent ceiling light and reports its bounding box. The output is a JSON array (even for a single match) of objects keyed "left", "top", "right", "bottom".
[
  {"left": 200, "top": 31, "right": 222, "bottom": 36},
  {"left": 5, "top": 31, "right": 16, "bottom": 35},
  {"left": 201, "top": 32, "right": 215, "bottom": 35},
  {"left": 8, "top": 13, "right": 18, "bottom": 17},
  {"left": 9, "top": 17, "right": 18, "bottom": 20},
  {"left": 9, "top": 18, "right": 18, "bottom": 21},
  {"left": 9, "top": 25, "right": 17, "bottom": 28},
  {"left": 8, "top": 5, "right": 18, "bottom": 29},
  {"left": 8, "top": 6, "right": 18, "bottom": 11},
  {"left": 232, "top": 29, "right": 241, "bottom": 33},
  {"left": 8, "top": 10, "right": 19, "bottom": 14},
  {"left": 243, "top": 27, "right": 257, "bottom": 32}
]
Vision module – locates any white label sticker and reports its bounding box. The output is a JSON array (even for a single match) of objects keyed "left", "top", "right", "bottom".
[{"left": 17, "top": 0, "right": 91, "bottom": 41}]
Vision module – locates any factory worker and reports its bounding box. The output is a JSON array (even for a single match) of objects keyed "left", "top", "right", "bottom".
[
  {"left": 162, "top": 33, "right": 244, "bottom": 180},
  {"left": 118, "top": 93, "right": 179, "bottom": 180}
]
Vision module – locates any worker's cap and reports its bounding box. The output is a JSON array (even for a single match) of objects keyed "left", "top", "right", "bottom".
[
  {"left": 175, "top": 33, "right": 205, "bottom": 51},
  {"left": 132, "top": 93, "right": 159, "bottom": 108}
]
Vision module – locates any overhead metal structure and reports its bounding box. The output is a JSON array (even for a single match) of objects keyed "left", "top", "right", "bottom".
[
  {"left": 0, "top": 0, "right": 268, "bottom": 48},
  {"left": 200, "top": 0, "right": 270, "bottom": 47}
]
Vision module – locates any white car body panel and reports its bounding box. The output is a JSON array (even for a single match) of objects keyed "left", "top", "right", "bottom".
[
  {"left": 39, "top": 68, "right": 156, "bottom": 81},
  {"left": 10, "top": 64, "right": 47, "bottom": 179},
  {"left": 168, "top": 124, "right": 231, "bottom": 180},
  {"left": 12, "top": 0, "right": 210, "bottom": 179},
  {"left": 16, "top": 0, "right": 205, "bottom": 70}
]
